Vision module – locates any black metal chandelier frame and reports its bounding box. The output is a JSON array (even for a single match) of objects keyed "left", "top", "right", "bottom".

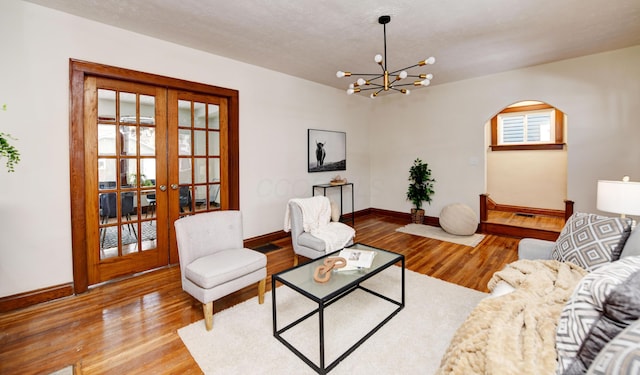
[{"left": 336, "top": 15, "right": 435, "bottom": 98}]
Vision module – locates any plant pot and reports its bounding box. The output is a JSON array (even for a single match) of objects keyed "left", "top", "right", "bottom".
[{"left": 410, "top": 208, "right": 425, "bottom": 224}]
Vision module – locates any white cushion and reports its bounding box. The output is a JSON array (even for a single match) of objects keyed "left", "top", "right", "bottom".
[
  {"left": 185, "top": 248, "right": 266, "bottom": 289},
  {"left": 439, "top": 203, "right": 478, "bottom": 236}
]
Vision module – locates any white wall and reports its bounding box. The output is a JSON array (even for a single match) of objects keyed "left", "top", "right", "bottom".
[
  {"left": 486, "top": 148, "right": 568, "bottom": 210},
  {"left": 369, "top": 46, "right": 640, "bottom": 219},
  {"left": 0, "top": 0, "right": 372, "bottom": 297}
]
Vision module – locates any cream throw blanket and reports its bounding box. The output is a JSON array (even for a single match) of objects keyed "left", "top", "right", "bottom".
[
  {"left": 437, "top": 259, "right": 587, "bottom": 375},
  {"left": 284, "top": 196, "right": 355, "bottom": 252}
]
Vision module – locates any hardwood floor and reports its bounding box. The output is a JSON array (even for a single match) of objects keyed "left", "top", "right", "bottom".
[
  {"left": 486, "top": 209, "right": 565, "bottom": 232},
  {"left": 0, "top": 213, "right": 520, "bottom": 374}
]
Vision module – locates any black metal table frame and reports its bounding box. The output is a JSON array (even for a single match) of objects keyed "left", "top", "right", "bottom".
[
  {"left": 312, "top": 183, "right": 355, "bottom": 227},
  {"left": 272, "top": 248, "right": 405, "bottom": 374}
]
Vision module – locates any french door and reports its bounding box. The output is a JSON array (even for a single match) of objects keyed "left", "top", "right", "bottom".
[
  {"left": 71, "top": 61, "right": 239, "bottom": 290},
  {"left": 85, "top": 77, "right": 169, "bottom": 283}
]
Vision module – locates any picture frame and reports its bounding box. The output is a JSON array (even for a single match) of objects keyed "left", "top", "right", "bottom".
[{"left": 307, "top": 129, "right": 346, "bottom": 173}]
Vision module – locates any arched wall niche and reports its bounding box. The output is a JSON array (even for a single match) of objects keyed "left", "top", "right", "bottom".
[{"left": 484, "top": 100, "right": 568, "bottom": 210}]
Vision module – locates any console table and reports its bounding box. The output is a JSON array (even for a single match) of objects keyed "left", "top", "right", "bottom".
[{"left": 312, "top": 183, "right": 354, "bottom": 227}]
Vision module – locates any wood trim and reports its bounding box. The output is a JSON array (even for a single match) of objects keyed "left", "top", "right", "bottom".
[
  {"left": 480, "top": 194, "right": 489, "bottom": 222},
  {"left": 564, "top": 200, "right": 574, "bottom": 221},
  {"left": 555, "top": 109, "right": 565, "bottom": 144},
  {"left": 0, "top": 283, "right": 73, "bottom": 313},
  {"left": 69, "top": 59, "right": 240, "bottom": 292},
  {"left": 490, "top": 143, "right": 565, "bottom": 151},
  {"left": 479, "top": 222, "right": 560, "bottom": 241},
  {"left": 244, "top": 231, "right": 290, "bottom": 249},
  {"left": 499, "top": 103, "right": 553, "bottom": 113},
  {"left": 490, "top": 116, "right": 498, "bottom": 146},
  {"left": 69, "top": 63, "right": 89, "bottom": 293},
  {"left": 490, "top": 103, "right": 565, "bottom": 149},
  {"left": 489, "top": 202, "right": 567, "bottom": 218},
  {"left": 369, "top": 207, "right": 440, "bottom": 226}
]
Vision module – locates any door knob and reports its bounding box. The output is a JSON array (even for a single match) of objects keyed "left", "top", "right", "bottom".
[
  {"left": 159, "top": 185, "right": 167, "bottom": 192},
  {"left": 171, "top": 184, "right": 179, "bottom": 190}
]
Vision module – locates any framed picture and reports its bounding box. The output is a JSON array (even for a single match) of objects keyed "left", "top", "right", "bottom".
[{"left": 308, "top": 129, "right": 346, "bottom": 173}]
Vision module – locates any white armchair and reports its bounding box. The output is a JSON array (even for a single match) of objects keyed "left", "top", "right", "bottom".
[
  {"left": 174, "top": 211, "right": 267, "bottom": 331},
  {"left": 285, "top": 196, "right": 355, "bottom": 266}
]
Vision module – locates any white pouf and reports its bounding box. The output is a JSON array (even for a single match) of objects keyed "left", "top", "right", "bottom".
[{"left": 439, "top": 203, "right": 478, "bottom": 236}]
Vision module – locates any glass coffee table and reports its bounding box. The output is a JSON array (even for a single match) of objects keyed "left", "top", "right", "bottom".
[{"left": 272, "top": 243, "right": 405, "bottom": 374}]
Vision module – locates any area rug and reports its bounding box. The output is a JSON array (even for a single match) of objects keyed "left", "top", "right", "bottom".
[
  {"left": 178, "top": 267, "right": 486, "bottom": 374},
  {"left": 101, "top": 221, "right": 156, "bottom": 249},
  {"left": 396, "top": 223, "right": 485, "bottom": 247}
]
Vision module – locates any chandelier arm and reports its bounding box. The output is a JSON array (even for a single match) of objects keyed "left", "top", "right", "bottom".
[
  {"left": 357, "top": 86, "right": 384, "bottom": 92},
  {"left": 356, "top": 82, "right": 385, "bottom": 89},
  {"left": 390, "top": 83, "right": 417, "bottom": 88},
  {"left": 388, "top": 64, "right": 421, "bottom": 75}
]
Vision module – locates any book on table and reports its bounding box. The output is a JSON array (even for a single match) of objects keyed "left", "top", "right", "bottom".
[{"left": 335, "top": 248, "right": 376, "bottom": 270}]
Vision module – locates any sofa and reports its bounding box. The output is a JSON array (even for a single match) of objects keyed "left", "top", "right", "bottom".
[{"left": 437, "top": 212, "right": 640, "bottom": 374}]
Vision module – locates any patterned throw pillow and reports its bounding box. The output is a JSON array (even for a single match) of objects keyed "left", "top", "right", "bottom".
[
  {"left": 556, "top": 256, "right": 640, "bottom": 373},
  {"left": 586, "top": 319, "right": 640, "bottom": 374},
  {"left": 564, "top": 269, "right": 640, "bottom": 373},
  {"left": 551, "top": 212, "right": 632, "bottom": 272}
]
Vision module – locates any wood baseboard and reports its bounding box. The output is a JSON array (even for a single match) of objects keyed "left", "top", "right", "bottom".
[
  {"left": 370, "top": 207, "right": 440, "bottom": 226},
  {"left": 0, "top": 207, "right": 430, "bottom": 312},
  {"left": 480, "top": 222, "right": 560, "bottom": 241},
  {"left": 0, "top": 283, "right": 74, "bottom": 313},
  {"left": 244, "top": 231, "right": 290, "bottom": 249}
]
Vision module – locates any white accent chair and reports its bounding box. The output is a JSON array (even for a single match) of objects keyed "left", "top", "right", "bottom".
[
  {"left": 286, "top": 197, "right": 355, "bottom": 267},
  {"left": 174, "top": 211, "right": 267, "bottom": 331}
]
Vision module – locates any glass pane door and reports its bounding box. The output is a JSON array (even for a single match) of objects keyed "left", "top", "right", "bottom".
[
  {"left": 87, "top": 77, "right": 168, "bottom": 284},
  {"left": 175, "top": 95, "right": 225, "bottom": 215},
  {"left": 168, "top": 91, "right": 228, "bottom": 263}
]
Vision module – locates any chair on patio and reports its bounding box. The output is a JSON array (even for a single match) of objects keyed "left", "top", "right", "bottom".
[
  {"left": 174, "top": 211, "right": 267, "bottom": 331},
  {"left": 99, "top": 192, "right": 138, "bottom": 248}
]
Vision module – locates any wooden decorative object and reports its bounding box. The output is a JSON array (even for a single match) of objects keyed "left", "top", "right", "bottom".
[{"left": 313, "top": 257, "right": 347, "bottom": 283}]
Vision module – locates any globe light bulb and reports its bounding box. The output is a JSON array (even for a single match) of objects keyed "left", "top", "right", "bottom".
[
  {"left": 421, "top": 79, "right": 431, "bottom": 87},
  {"left": 349, "top": 83, "right": 354, "bottom": 89},
  {"left": 347, "top": 88, "right": 355, "bottom": 95},
  {"left": 402, "top": 89, "right": 411, "bottom": 95},
  {"left": 399, "top": 71, "right": 408, "bottom": 79},
  {"left": 336, "top": 71, "right": 345, "bottom": 78},
  {"left": 426, "top": 56, "right": 436, "bottom": 65},
  {"left": 370, "top": 93, "right": 377, "bottom": 99},
  {"left": 357, "top": 78, "right": 366, "bottom": 86},
  {"left": 374, "top": 54, "right": 383, "bottom": 64},
  {"left": 426, "top": 73, "right": 433, "bottom": 80}
]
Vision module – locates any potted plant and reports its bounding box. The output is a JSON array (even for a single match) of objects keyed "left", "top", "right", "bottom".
[
  {"left": 1, "top": 104, "right": 20, "bottom": 172},
  {"left": 406, "top": 158, "right": 435, "bottom": 224}
]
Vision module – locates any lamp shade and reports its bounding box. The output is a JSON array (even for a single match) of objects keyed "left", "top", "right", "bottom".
[{"left": 597, "top": 179, "right": 640, "bottom": 216}]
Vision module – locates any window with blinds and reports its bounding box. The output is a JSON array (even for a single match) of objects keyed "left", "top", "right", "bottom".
[{"left": 498, "top": 109, "right": 554, "bottom": 145}]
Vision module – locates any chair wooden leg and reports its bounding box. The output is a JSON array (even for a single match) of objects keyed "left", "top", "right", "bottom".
[
  {"left": 258, "top": 278, "right": 266, "bottom": 304},
  {"left": 293, "top": 254, "right": 299, "bottom": 267},
  {"left": 203, "top": 302, "right": 213, "bottom": 331}
]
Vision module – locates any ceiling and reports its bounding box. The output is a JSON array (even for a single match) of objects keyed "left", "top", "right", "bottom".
[{"left": 24, "top": 0, "right": 640, "bottom": 94}]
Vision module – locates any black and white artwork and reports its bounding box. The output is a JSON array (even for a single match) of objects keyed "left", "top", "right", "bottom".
[{"left": 307, "top": 129, "right": 346, "bottom": 173}]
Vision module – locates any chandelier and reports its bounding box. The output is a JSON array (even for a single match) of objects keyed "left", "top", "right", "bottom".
[{"left": 336, "top": 15, "right": 435, "bottom": 98}]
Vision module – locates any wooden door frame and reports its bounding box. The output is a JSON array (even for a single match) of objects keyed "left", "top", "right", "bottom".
[{"left": 69, "top": 59, "right": 240, "bottom": 294}]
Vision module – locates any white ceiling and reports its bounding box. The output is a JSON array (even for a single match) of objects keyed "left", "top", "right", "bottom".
[{"left": 24, "top": 0, "right": 640, "bottom": 94}]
